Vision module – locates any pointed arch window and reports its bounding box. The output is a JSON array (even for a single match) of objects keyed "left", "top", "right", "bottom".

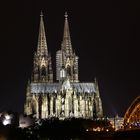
[
  {"left": 41, "top": 66, "right": 46, "bottom": 76},
  {"left": 67, "top": 65, "right": 71, "bottom": 76}
]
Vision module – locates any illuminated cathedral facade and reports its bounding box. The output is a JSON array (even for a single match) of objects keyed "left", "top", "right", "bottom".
[{"left": 24, "top": 12, "right": 103, "bottom": 119}]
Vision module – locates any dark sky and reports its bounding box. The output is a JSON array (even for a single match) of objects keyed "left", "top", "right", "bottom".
[{"left": 0, "top": 0, "right": 139, "bottom": 117}]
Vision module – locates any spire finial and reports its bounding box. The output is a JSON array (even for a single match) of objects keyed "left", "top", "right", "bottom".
[
  {"left": 40, "top": 11, "right": 43, "bottom": 17},
  {"left": 64, "top": 12, "right": 68, "bottom": 18}
]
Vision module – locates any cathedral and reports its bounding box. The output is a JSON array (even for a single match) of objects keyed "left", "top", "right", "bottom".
[{"left": 24, "top": 12, "right": 103, "bottom": 119}]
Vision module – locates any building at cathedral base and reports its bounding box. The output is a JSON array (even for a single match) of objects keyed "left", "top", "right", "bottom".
[{"left": 24, "top": 12, "right": 103, "bottom": 119}]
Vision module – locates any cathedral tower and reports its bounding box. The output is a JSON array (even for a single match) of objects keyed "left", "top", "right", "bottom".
[
  {"left": 24, "top": 12, "right": 53, "bottom": 119},
  {"left": 56, "top": 12, "right": 79, "bottom": 82},
  {"left": 32, "top": 12, "right": 53, "bottom": 83}
]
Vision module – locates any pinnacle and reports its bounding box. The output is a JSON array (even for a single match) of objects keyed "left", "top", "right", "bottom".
[
  {"left": 64, "top": 12, "right": 68, "bottom": 18},
  {"left": 40, "top": 11, "right": 43, "bottom": 17}
]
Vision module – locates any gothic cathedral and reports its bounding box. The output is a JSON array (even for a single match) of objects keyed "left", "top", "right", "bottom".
[{"left": 24, "top": 12, "right": 103, "bottom": 119}]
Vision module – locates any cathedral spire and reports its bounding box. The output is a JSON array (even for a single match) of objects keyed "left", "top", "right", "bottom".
[
  {"left": 32, "top": 12, "right": 53, "bottom": 82},
  {"left": 62, "top": 12, "right": 73, "bottom": 56},
  {"left": 37, "top": 11, "right": 48, "bottom": 56}
]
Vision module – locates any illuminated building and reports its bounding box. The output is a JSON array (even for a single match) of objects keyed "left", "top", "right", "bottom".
[
  {"left": 24, "top": 12, "right": 103, "bottom": 119},
  {"left": 109, "top": 115, "right": 124, "bottom": 130}
]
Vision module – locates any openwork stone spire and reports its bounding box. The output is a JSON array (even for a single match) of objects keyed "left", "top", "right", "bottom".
[
  {"left": 56, "top": 12, "right": 79, "bottom": 82},
  {"left": 62, "top": 12, "right": 73, "bottom": 56},
  {"left": 37, "top": 11, "right": 48, "bottom": 56},
  {"left": 32, "top": 12, "right": 53, "bottom": 83}
]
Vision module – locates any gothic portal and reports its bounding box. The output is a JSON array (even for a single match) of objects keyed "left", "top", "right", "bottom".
[{"left": 24, "top": 12, "right": 103, "bottom": 119}]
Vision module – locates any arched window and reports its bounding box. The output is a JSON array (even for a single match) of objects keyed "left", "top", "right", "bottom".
[
  {"left": 67, "top": 65, "right": 71, "bottom": 76},
  {"left": 41, "top": 66, "right": 46, "bottom": 76}
]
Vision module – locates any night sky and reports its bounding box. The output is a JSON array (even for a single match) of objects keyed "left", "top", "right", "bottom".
[{"left": 0, "top": 0, "right": 139, "bottom": 117}]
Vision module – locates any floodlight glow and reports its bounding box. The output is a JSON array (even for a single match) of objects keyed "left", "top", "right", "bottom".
[
  {"left": 5, "top": 115, "right": 11, "bottom": 120},
  {"left": 3, "top": 119, "right": 10, "bottom": 126}
]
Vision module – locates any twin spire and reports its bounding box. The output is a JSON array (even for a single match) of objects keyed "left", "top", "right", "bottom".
[
  {"left": 35, "top": 11, "right": 76, "bottom": 82},
  {"left": 37, "top": 11, "right": 72, "bottom": 57},
  {"left": 37, "top": 11, "right": 48, "bottom": 56},
  {"left": 62, "top": 12, "right": 73, "bottom": 56}
]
